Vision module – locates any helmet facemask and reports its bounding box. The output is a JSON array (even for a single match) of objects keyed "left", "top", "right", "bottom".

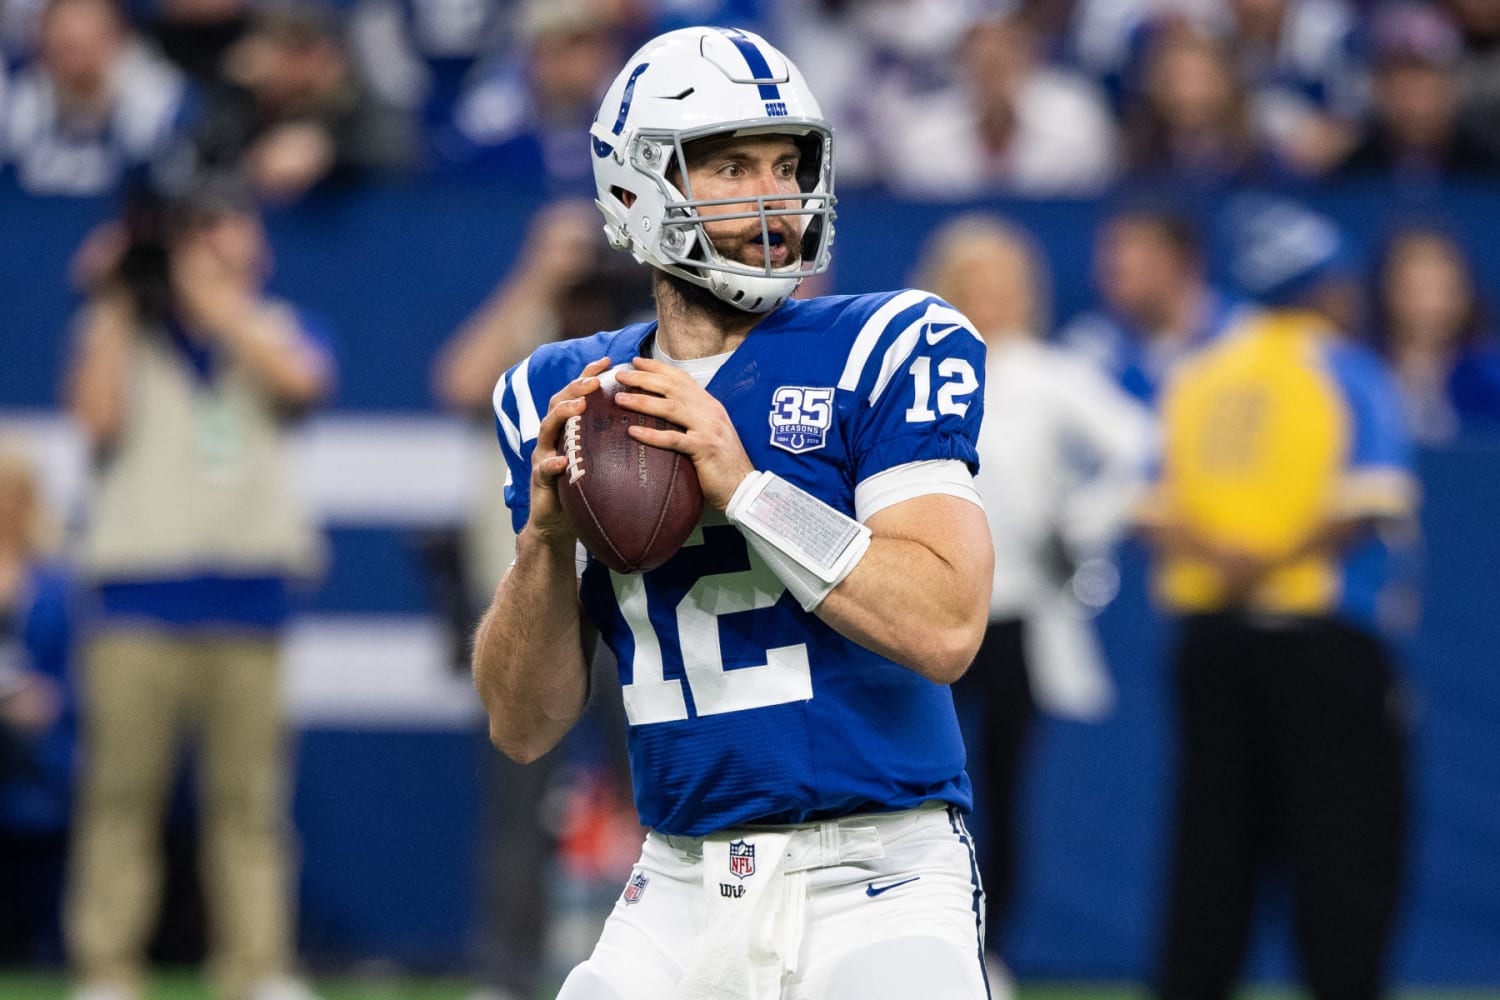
[{"left": 611, "top": 124, "right": 835, "bottom": 313}]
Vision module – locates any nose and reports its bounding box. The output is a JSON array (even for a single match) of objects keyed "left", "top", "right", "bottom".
[{"left": 753, "top": 166, "right": 798, "bottom": 207}]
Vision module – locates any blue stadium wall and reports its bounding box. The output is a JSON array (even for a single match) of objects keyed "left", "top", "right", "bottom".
[{"left": 2, "top": 179, "right": 1497, "bottom": 984}]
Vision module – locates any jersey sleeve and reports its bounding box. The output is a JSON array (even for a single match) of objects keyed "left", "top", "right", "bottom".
[
  {"left": 836, "top": 290, "right": 986, "bottom": 485},
  {"left": 1328, "top": 343, "right": 1418, "bottom": 520},
  {"left": 491, "top": 354, "right": 546, "bottom": 535}
]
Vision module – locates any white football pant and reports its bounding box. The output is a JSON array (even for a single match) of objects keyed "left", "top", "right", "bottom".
[{"left": 555, "top": 802, "right": 991, "bottom": 1000}]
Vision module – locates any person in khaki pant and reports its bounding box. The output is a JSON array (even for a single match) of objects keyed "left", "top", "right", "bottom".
[{"left": 62, "top": 175, "right": 333, "bottom": 1000}]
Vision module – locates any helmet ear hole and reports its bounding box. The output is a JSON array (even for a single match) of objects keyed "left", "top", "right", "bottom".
[
  {"left": 612, "top": 186, "right": 636, "bottom": 208},
  {"left": 792, "top": 134, "right": 823, "bottom": 193}
]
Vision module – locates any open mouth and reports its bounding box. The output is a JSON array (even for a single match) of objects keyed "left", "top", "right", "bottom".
[{"left": 748, "top": 231, "right": 791, "bottom": 266}]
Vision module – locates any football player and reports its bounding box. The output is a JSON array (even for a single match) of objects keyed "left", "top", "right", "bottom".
[{"left": 475, "top": 26, "right": 995, "bottom": 1000}]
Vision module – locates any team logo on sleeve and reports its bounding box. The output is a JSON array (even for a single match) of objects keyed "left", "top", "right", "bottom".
[
  {"left": 728, "top": 839, "right": 757, "bottom": 878},
  {"left": 769, "top": 386, "right": 834, "bottom": 454},
  {"left": 623, "top": 871, "right": 649, "bottom": 904}
]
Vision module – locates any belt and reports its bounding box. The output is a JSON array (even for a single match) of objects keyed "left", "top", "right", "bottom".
[{"left": 656, "top": 801, "right": 947, "bottom": 873}]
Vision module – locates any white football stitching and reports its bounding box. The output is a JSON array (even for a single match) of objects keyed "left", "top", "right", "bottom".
[{"left": 564, "top": 414, "right": 586, "bottom": 483}]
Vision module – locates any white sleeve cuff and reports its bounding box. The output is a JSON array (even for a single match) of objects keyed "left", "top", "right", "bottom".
[{"left": 854, "top": 459, "right": 983, "bottom": 522}]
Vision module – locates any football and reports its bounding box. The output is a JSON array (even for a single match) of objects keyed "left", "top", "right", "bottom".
[{"left": 556, "top": 367, "right": 704, "bottom": 573}]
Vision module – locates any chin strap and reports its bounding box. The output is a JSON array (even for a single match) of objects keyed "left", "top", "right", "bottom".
[{"left": 725, "top": 471, "right": 872, "bottom": 611}]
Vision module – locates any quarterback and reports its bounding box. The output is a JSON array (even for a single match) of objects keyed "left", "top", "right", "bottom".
[{"left": 473, "top": 26, "right": 995, "bottom": 1000}]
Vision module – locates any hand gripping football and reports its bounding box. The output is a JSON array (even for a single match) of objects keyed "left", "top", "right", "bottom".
[{"left": 557, "top": 367, "right": 704, "bottom": 573}]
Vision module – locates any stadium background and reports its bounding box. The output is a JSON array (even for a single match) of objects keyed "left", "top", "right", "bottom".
[{"left": 1, "top": 174, "right": 1497, "bottom": 993}]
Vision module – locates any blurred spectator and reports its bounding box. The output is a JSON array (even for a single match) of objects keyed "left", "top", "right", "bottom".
[
  {"left": 346, "top": 0, "right": 509, "bottom": 132},
  {"left": 1212, "top": 0, "right": 1363, "bottom": 175},
  {"left": 1223, "top": 191, "right": 1367, "bottom": 334},
  {"left": 1120, "top": 26, "right": 1288, "bottom": 186},
  {"left": 1066, "top": 0, "right": 1361, "bottom": 170},
  {"left": 2, "top": 0, "right": 48, "bottom": 62},
  {"left": 1334, "top": 2, "right": 1500, "bottom": 184},
  {"left": 61, "top": 175, "right": 333, "bottom": 1000},
  {"left": 192, "top": 0, "right": 419, "bottom": 204},
  {"left": 1064, "top": 0, "right": 1219, "bottom": 106},
  {"left": 431, "top": 200, "right": 650, "bottom": 1000},
  {"left": 1141, "top": 209, "right": 1418, "bottom": 1000},
  {"left": 1374, "top": 224, "right": 1500, "bottom": 442},
  {"left": 1444, "top": 0, "right": 1500, "bottom": 156},
  {"left": 432, "top": 0, "right": 628, "bottom": 194},
  {"left": 433, "top": 199, "right": 650, "bottom": 410},
  {"left": 768, "top": 0, "right": 976, "bottom": 187},
  {"left": 1059, "top": 202, "right": 1253, "bottom": 402},
  {"left": 1, "top": 0, "right": 193, "bottom": 197},
  {"left": 140, "top": 0, "right": 252, "bottom": 90},
  {"left": 875, "top": 9, "right": 1120, "bottom": 199},
  {"left": 914, "top": 213, "right": 1155, "bottom": 994},
  {"left": 650, "top": 0, "right": 765, "bottom": 33},
  {"left": 0, "top": 447, "right": 76, "bottom": 970}
]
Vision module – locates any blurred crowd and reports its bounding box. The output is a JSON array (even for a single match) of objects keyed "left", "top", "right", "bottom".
[
  {"left": 2, "top": 0, "right": 1500, "bottom": 202},
  {"left": 2, "top": 1, "right": 1500, "bottom": 999},
  {"left": 4, "top": 0, "right": 1500, "bottom": 434}
]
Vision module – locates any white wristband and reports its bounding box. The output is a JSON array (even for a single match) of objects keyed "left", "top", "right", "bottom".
[{"left": 725, "top": 470, "right": 872, "bottom": 611}]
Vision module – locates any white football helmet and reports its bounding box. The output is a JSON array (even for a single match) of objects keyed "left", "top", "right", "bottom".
[{"left": 590, "top": 27, "right": 836, "bottom": 313}]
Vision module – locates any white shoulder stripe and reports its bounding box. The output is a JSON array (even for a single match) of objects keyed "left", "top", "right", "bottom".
[
  {"left": 491, "top": 370, "right": 522, "bottom": 457},
  {"left": 868, "top": 303, "right": 982, "bottom": 404},
  {"left": 837, "top": 289, "right": 932, "bottom": 392},
  {"left": 513, "top": 357, "right": 542, "bottom": 442}
]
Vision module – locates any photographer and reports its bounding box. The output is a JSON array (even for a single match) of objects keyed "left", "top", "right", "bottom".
[{"left": 62, "top": 175, "right": 333, "bottom": 1000}]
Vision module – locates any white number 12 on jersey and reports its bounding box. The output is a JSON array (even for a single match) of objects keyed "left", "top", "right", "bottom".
[
  {"left": 614, "top": 526, "right": 813, "bottom": 726},
  {"left": 906, "top": 355, "right": 978, "bottom": 422}
]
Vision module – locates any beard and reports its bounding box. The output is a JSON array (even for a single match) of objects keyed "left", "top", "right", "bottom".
[
  {"left": 651, "top": 220, "right": 805, "bottom": 316},
  {"left": 654, "top": 267, "right": 754, "bottom": 320},
  {"left": 709, "top": 221, "right": 804, "bottom": 271}
]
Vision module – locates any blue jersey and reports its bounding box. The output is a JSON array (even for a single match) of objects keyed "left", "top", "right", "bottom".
[{"left": 493, "top": 289, "right": 985, "bottom": 837}]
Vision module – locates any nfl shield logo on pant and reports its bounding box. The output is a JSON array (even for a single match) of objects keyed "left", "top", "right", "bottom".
[{"left": 728, "top": 839, "right": 756, "bottom": 879}]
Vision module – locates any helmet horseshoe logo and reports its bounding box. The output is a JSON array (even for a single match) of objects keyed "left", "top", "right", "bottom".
[{"left": 592, "top": 62, "right": 650, "bottom": 159}]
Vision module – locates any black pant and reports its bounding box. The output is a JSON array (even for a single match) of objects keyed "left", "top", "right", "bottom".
[
  {"left": 0, "top": 828, "right": 68, "bottom": 966},
  {"left": 1156, "top": 614, "right": 1409, "bottom": 1000},
  {"left": 952, "top": 618, "right": 1035, "bottom": 955}
]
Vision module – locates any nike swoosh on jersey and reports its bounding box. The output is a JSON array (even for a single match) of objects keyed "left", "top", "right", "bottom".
[
  {"left": 865, "top": 876, "right": 921, "bottom": 897},
  {"left": 924, "top": 323, "right": 964, "bottom": 345}
]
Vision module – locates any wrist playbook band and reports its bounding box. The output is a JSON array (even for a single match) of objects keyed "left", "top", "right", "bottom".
[{"left": 725, "top": 470, "right": 872, "bottom": 611}]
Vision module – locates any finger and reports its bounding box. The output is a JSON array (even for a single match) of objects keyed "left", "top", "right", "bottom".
[
  {"left": 535, "top": 452, "right": 570, "bottom": 484},
  {"left": 614, "top": 366, "right": 688, "bottom": 399},
  {"left": 614, "top": 389, "right": 685, "bottom": 427},
  {"left": 626, "top": 355, "right": 670, "bottom": 374},
  {"left": 625, "top": 423, "right": 686, "bottom": 451},
  {"left": 536, "top": 393, "right": 588, "bottom": 450},
  {"left": 545, "top": 357, "right": 611, "bottom": 412},
  {"left": 617, "top": 357, "right": 682, "bottom": 386}
]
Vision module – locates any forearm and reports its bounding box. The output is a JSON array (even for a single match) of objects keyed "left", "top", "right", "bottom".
[
  {"left": 816, "top": 529, "right": 989, "bottom": 684},
  {"left": 216, "top": 304, "right": 332, "bottom": 409},
  {"left": 435, "top": 285, "right": 560, "bottom": 414},
  {"left": 66, "top": 297, "right": 133, "bottom": 447},
  {"left": 471, "top": 526, "right": 590, "bottom": 762}
]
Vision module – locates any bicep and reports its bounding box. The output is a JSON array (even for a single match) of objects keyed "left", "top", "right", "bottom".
[{"left": 865, "top": 491, "right": 992, "bottom": 582}]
